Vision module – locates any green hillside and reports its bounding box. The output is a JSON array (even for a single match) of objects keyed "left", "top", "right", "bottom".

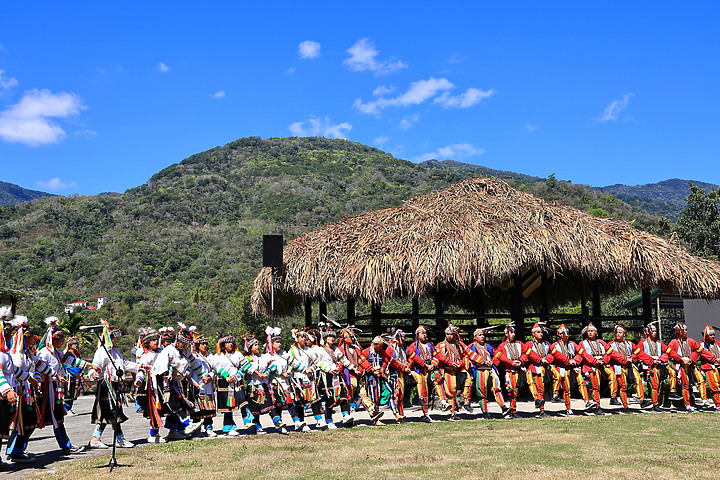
[
  {"left": 0, "top": 136, "right": 667, "bottom": 339},
  {"left": 598, "top": 178, "right": 719, "bottom": 219},
  {"left": 0, "top": 180, "right": 55, "bottom": 206}
]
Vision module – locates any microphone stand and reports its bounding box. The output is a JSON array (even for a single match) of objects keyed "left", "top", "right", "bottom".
[{"left": 88, "top": 329, "right": 132, "bottom": 472}]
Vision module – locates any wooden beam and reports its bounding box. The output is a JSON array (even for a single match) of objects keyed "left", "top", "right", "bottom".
[
  {"left": 435, "top": 294, "right": 446, "bottom": 333},
  {"left": 304, "top": 300, "right": 312, "bottom": 328},
  {"left": 592, "top": 279, "right": 602, "bottom": 318},
  {"left": 346, "top": 297, "right": 356, "bottom": 323},
  {"left": 318, "top": 301, "right": 327, "bottom": 325},
  {"left": 641, "top": 289, "right": 653, "bottom": 325},
  {"left": 412, "top": 298, "right": 420, "bottom": 331},
  {"left": 371, "top": 303, "right": 382, "bottom": 336},
  {"left": 511, "top": 273, "right": 526, "bottom": 340}
]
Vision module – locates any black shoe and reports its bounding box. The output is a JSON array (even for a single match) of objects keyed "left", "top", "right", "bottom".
[
  {"left": 481, "top": 412, "right": 490, "bottom": 420},
  {"left": 595, "top": 408, "right": 610, "bottom": 416},
  {"left": 668, "top": 392, "right": 682, "bottom": 401},
  {"left": 640, "top": 399, "right": 653, "bottom": 409},
  {"left": 610, "top": 397, "right": 621, "bottom": 406},
  {"left": 501, "top": 407, "right": 512, "bottom": 418},
  {"left": 551, "top": 395, "right": 563, "bottom": 403},
  {"left": 63, "top": 445, "right": 87, "bottom": 454},
  {"left": 536, "top": 411, "right": 549, "bottom": 419},
  {"left": 534, "top": 399, "right": 545, "bottom": 408},
  {"left": 652, "top": 406, "right": 664, "bottom": 413},
  {"left": 9, "top": 453, "right": 35, "bottom": 464}
]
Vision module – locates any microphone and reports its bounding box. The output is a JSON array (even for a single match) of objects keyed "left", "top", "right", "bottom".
[{"left": 79, "top": 325, "right": 105, "bottom": 331}]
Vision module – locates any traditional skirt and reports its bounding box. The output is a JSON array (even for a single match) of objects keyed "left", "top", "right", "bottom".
[
  {"left": 247, "top": 383, "right": 275, "bottom": 416},
  {"left": 318, "top": 372, "right": 348, "bottom": 406},
  {"left": 215, "top": 378, "right": 247, "bottom": 413},
  {"left": 272, "top": 381, "right": 295, "bottom": 407},
  {"left": 0, "top": 396, "right": 15, "bottom": 439},
  {"left": 188, "top": 382, "right": 216, "bottom": 420},
  {"left": 91, "top": 380, "right": 129, "bottom": 425},
  {"left": 39, "top": 379, "right": 66, "bottom": 428}
]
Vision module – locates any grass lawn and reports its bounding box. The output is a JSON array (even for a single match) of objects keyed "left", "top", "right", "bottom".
[{"left": 30, "top": 413, "right": 719, "bottom": 480}]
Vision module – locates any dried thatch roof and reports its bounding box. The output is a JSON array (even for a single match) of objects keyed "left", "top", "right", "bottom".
[{"left": 252, "top": 177, "right": 720, "bottom": 315}]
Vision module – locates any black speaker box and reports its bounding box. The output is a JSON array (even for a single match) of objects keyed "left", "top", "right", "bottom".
[{"left": 263, "top": 235, "right": 283, "bottom": 267}]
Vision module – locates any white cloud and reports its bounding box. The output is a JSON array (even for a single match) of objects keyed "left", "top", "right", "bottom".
[
  {"left": 524, "top": 123, "right": 539, "bottom": 132},
  {"left": 210, "top": 90, "right": 226, "bottom": 99},
  {"left": 288, "top": 117, "right": 352, "bottom": 139},
  {"left": 374, "top": 136, "right": 390, "bottom": 147},
  {"left": 354, "top": 77, "right": 455, "bottom": 115},
  {"left": 597, "top": 93, "right": 634, "bottom": 122},
  {"left": 413, "top": 143, "right": 486, "bottom": 162},
  {"left": 156, "top": 62, "right": 170, "bottom": 72},
  {"left": 372, "top": 85, "right": 396, "bottom": 96},
  {"left": 343, "top": 38, "right": 408, "bottom": 75},
  {"left": 284, "top": 67, "right": 297, "bottom": 75},
  {"left": 37, "top": 177, "right": 78, "bottom": 192},
  {"left": 399, "top": 114, "right": 420, "bottom": 130},
  {"left": 0, "top": 89, "right": 86, "bottom": 146},
  {"left": 434, "top": 87, "right": 495, "bottom": 108},
  {"left": 0, "top": 70, "right": 18, "bottom": 91},
  {"left": 298, "top": 40, "right": 321, "bottom": 59}
]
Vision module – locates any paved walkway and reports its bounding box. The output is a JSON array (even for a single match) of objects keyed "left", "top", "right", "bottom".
[{"left": 0, "top": 394, "right": 678, "bottom": 479}]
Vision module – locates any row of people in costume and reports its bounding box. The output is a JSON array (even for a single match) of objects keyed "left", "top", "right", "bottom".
[
  {"left": 493, "top": 321, "right": 720, "bottom": 417},
  {"left": 0, "top": 309, "right": 102, "bottom": 468}
]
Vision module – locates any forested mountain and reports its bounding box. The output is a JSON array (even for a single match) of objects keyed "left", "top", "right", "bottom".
[
  {"left": 0, "top": 180, "right": 54, "bottom": 206},
  {"left": 598, "top": 178, "right": 719, "bottom": 219},
  {"left": 0, "top": 137, "right": 670, "bottom": 339}
]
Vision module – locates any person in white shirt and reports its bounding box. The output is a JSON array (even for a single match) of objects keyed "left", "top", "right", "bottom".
[
  {"left": 88, "top": 324, "right": 138, "bottom": 449},
  {"left": 189, "top": 333, "right": 217, "bottom": 437},
  {"left": 133, "top": 328, "right": 164, "bottom": 443},
  {"left": 37, "top": 317, "right": 100, "bottom": 454},
  {"left": 151, "top": 324, "right": 211, "bottom": 441}
]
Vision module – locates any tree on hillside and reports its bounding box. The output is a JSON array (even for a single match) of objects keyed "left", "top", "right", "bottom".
[{"left": 674, "top": 183, "right": 720, "bottom": 260}]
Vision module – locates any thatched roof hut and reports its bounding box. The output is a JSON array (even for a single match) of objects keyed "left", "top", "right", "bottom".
[{"left": 252, "top": 177, "right": 720, "bottom": 328}]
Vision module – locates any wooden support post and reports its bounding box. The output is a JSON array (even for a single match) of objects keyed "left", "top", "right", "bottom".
[
  {"left": 435, "top": 294, "right": 446, "bottom": 333},
  {"left": 412, "top": 298, "right": 420, "bottom": 331},
  {"left": 580, "top": 281, "right": 590, "bottom": 319},
  {"left": 539, "top": 272, "right": 549, "bottom": 325},
  {"left": 512, "top": 274, "right": 526, "bottom": 340},
  {"left": 346, "top": 297, "right": 356, "bottom": 323},
  {"left": 371, "top": 303, "right": 382, "bottom": 336},
  {"left": 641, "top": 289, "right": 653, "bottom": 325},
  {"left": 474, "top": 291, "right": 488, "bottom": 327},
  {"left": 318, "top": 301, "right": 327, "bottom": 325},
  {"left": 592, "top": 280, "right": 602, "bottom": 318},
  {"left": 304, "top": 300, "right": 312, "bottom": 328}
]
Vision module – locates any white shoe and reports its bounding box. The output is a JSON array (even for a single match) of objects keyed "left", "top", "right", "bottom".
[
  {"left": 205, "top": 428, "right": 218, "bottom": 438},
  {"left": 147, "top": 435, "right": 166, "bottom": 444},
  {"left": 301, "top": 425, "right": 311, "bottom": 433},
  {"left": 115, "top": 439, "right": 135, "bottom": 448},
  {"left": 255, "top": 427, "right": 267, "bottom": 435},
  {"left": 342, "top": 414, "right": 354, "bottom": 425},
  {"left": 278, "top": 426, "right": 289, "bottom": 435},
  {"left": 316, "top": 418, "right": 328, "bottom": 430},
  {"left": 225, "top": 428, "right": 240, "bottom": 437},
  {"left": 185, "top": 421, "right": 202, "bottom": 434},
  {"left": 294, "top": 420, "right": 306, "bottom": 431},
  {"left": 89, "top": 439, "right": 108, "bottom": 449},
  {"left": 327, "top": 422, "right": 337, "bottom": 430},
  {"left": 439, "top": 400, "right": 452, "bottom": 411}
]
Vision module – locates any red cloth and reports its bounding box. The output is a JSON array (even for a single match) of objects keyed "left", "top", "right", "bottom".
[
  {"left": 524, "top": 340, "right": 553, "bottom": 375},
  {"left": 494, "top": 341, "right": 526, "bottom": 370},
  {"left": 635, "top": 338, "right": 669, "bottom": 366}
]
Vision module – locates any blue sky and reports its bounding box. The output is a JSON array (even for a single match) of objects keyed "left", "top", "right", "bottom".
[{"left": 1, "top": 1, "right": 719, "bottom": 196}]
